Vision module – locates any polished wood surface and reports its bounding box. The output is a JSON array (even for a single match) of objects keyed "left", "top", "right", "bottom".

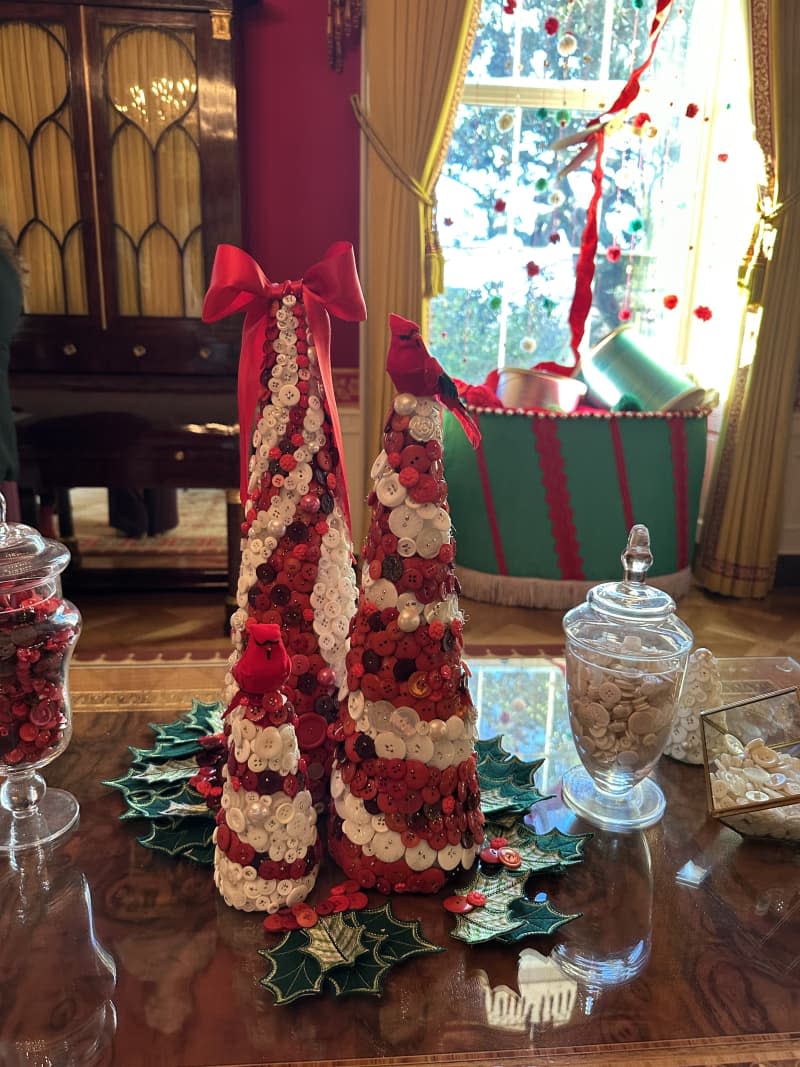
[{"left": 3, "top": 656, "right": 799, "bottom": 1067}]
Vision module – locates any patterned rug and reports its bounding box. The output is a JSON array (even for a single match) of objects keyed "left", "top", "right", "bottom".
[{"left": 70, "top": 487, "right": 227, "bottom": 559}]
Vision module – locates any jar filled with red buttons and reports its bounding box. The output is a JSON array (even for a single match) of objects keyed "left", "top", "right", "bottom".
[{"left": 0, "top": 494, "right": 82, "bottom": 852}]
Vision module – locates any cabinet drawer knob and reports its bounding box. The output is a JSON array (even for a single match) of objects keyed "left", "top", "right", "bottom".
[
  {"left": 174, "top": 450, "right": 185, "bottom": 461},
  {"left": 198, "top": 346, "right": 211, "bottom": 359},
  {"left": 62, "top": 343, "right": 77, "bottom": 356},
  {"left": 132, "top": 344, "right": 146, "bottom": 358}
]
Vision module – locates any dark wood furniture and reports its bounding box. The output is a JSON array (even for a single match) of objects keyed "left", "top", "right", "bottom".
[
  {"left": 2, "top": 0, "right": 243, "bottom": 603},
  {"left": 5, "top": 656, "right": 798, "bottom": 1067}
]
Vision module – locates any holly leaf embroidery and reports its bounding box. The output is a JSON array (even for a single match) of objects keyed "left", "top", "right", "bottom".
[
  {"left": 260, "top": 904, "right": 442, "bottom": 1003},
  {"left": 127, "top": 699, "right": 224, "bottom": 764},
  {"left": 449, "top": 868, "right": 530, "bottom": 944},
  {"left": 303, "top": 913, "right": 368, "bottom": 972},
  {"left": 484, "top": 819, "right": 591, "bottom": 874},
  {"left": 497, "top": 897, "right": 582, "bottom": 942},
  {"left": 137, "top": 816, "right": 214, "bottom": 865},
  {"left": 114, "top": 779, "right": 207, "bottom": 822},
  {"left": 476, "top": 736, "right": 550, "bottom": 816},
  {"left": 259, "top": 931, "right": 325, "bottom": 1005}
]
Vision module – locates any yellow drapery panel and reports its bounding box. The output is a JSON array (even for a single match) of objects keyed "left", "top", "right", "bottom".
[
  {"left": 0, "top": 21, "right": 86, "bottom": 314},
  {"left": 695, "top": 0, "right": 800, "bottom": 597},
  {"left": 105, "top": 26, "right": 200, "bottom": 317},
  {"left": 359, "top": 0, "right": 480, "bottom": 543}
]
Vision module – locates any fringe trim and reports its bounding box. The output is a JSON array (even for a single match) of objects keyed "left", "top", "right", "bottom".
[{"left": 456, "top": 565, "right": 693, "bottom": 609}]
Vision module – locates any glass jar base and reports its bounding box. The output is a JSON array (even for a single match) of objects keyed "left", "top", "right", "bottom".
[
  {"left": 562, "top": 765, "right": 665, "bottom": 831},
  {"left": 0, "top": 788, "right": 80, "bottom": 853}
]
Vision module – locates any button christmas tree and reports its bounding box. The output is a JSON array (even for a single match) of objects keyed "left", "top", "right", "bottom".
[
  {"left": 328, "top": 314, "right": 485, "bottom": 893},
  {"left": 203, "top": 245, "right": 366, "bottom": 809},
  {"left": 214, "top": 623, "right": 320, "bottom": 911}
]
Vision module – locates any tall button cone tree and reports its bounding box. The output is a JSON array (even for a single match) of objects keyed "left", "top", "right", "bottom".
[
  {"left": 329, "top": 315, "right": 485, "bottom": 893},
  {"left": 214, "top": 624, "right": 320, "bottom": 911},
  {"left": 202, "top": 245, "right": 366, "bottom": 810}
]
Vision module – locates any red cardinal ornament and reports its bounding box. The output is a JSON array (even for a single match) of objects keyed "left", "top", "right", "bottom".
[
  {"left": 215, "top": 626, "right": 320, "bottom": 912},
  {"left": 232, "top": 621, "right": 291, "bottom": 694}
]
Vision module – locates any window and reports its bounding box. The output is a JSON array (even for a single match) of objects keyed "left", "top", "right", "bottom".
[{"left": 430, "top": 0, "right": 758, "bottom": 393}]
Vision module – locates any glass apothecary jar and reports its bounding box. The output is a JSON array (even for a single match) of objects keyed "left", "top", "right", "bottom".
[
  {"left": 0, "top": 495, "right": 81, "bottom": 851},
  {"left": 561, "top": 525, "right": 693, "bottom": 830}
]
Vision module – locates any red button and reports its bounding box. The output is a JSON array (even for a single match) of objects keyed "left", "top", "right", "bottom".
[
  {"left": 466, "top": 890, "right": 487, "bottom": 907},
  {"left": 443, "top": 894, "right": 473, "bottom": 914},
  {"left": 296, "top": 713, "right": 327, "bottom": 750},
  {"left": 499, "top": 847, "right": 522, "bottom": 869}
]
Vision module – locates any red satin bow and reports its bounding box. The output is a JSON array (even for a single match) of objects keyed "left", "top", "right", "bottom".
[
  {"left": 202, "top": 243, "right": 366, "bottom": 528},
  {"left": 387, "top": 314, "right": 480, "bottom": 448}
]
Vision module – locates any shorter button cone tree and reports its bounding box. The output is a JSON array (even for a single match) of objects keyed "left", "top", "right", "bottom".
[
  {"left": 202, "top": 246, "right": 366, "bottom": 810},
  {"left": 215, "top": 623, "right": 320, "bottom": 911},
  {"left": 328, "top": 315, "right": 485, "bottom": 893}
]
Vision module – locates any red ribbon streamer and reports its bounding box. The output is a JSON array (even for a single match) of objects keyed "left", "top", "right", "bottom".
[
  {"left": 609, "top": 416, "right": 635, "bottom": 532},
  {"left": 474, "top": 415, "right": 508, "bottom": 576},
  {"left": 531, "top": 418, "right": 585, "bottom": 580},
  {"left": 568, "top": 0, "right": 674, "bottom": 367},
  {"left": 386, "top": 314, "right": 481, "bottom": 448},
  {"left": 202, "top": 244, "right": 367, "bottom": 527},
  {"left": 669, "top": 418, "right": 689, "bottom": 569}
]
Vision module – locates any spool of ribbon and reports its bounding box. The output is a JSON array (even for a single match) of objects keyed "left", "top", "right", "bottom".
[
  {"left": 202, "top": 243, "right": 367, "bottom": 528},
  {"left": 387, "top": 314, "right": 480, "bottom": 448}
]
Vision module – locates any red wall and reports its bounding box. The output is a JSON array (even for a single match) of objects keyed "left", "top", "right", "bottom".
[{"left": 236, "top": 0, "right": 361, "bottom": 371}]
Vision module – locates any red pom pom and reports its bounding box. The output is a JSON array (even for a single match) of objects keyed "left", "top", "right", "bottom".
[
  {"left": 494, "top": 198, "right": 507, "bottom": 213},
  {"left": 503, "top": 0, "right": 516, "bottom": 12},
  {"left": 544, "top": 16, "right": 559, "bottom": 35},
  {"left": 618, "top": 308, "right": 632, "bottom": 322},
  {"left": 717, "top": 153, "right": 729, "bottom": 163},
  {"left": 685, "top": 103, "right": 699, "bottom": 118},
  {"left": 606, "top": 244, "right": 622, "bottom": 262},
  {"left": 693, "top": 305, "right": 713, "bottom": 321},
  {"left": 663, "top": 294, "right": 679, "bottom": 310},
  {"left": 632, "top": 111, "right": 651, "bottom": 129},
  {"left": 548, "top": 232, "right": 561, "bottom": 244},
  {"left": 526, "top": 260, "right": 540, "bottom": 277}
]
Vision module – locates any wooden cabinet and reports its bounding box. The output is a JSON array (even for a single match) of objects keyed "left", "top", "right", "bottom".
[
  {"left": 1, "top": 0, "right": 243, "bottom": 594},
  {"left": 3, "top": 0, "right": 240, "bottom": 388}
]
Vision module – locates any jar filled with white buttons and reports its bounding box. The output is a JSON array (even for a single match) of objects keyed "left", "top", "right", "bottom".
[{"left": 561, "top": 524, "right": 693, "bottom": 830}]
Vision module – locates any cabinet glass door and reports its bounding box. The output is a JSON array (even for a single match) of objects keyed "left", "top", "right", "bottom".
[{"left": 0, "top": 15, "right": 91, "bottom": 316}]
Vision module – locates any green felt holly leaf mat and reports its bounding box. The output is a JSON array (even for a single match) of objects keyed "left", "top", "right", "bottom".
[
  {"left": 449, "top": 867, "right": 581, "bottom": 945},
  {"left": 475, "top": 736, "right": 550, "bottom": 816},
  {"left": 484, "top": 819, "right": 591, "bottom": 874},
  {"left": 260, "top": 904, "right": 443, "bottom": 1004},
  {"left": 127, "top": 699, "right": 224, "bottom": 765},
  {"left": 137, "top": 816, "right": 215, "bottom": 865}
]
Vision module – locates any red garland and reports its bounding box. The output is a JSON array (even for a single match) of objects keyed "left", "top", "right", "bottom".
[{"left": 567, "top": 0, "right": 674, "bottom": 369}]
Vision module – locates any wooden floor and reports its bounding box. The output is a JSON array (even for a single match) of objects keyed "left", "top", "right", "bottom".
[{"left": 74, "top": 583, "right": 800, "bottom": 660}]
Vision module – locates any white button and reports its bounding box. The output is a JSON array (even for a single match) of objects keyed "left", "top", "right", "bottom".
[
  {"left": 375, "top": 732, "right": 407, "bottom": 759},
  {"left": 409, "top": 415, "right": 436, "bottom": 441},
  {"left": 248, "top": 754, "right": 267, "bottom": 773},
  {"left": 388, "top": 505, "right": 424, "bottom": 538},
  {"left": 415, "top": 398, "right": 436, "bottom": 417},
  {"left": 344, "top": 819, "right": 374, "bottom": 846},
  {"left": 376, "top": 474, "right": 406, "bottom": 507},
  {"left": 432, "top": 507, "right": 451, "bottom": 531},
  {"left": 275, "top": 802, "right": 294, "bottom": 824},
  {"left": 390, "top": 706, "right": 419, "bottom": 736},
  {"left": 397, "top": 537, "right": 417, "bottom": 558},
  {"left": 372, "top": 831, "right": 405, "bottom": 862},
  {"left": 445, "top": 716, "right": 465, "bottom": 741},
  {"left": 348, "top": 691, "right": 365, "bottom": 720},
  {"left": 405, "top": 733, "right": 434, "bottom": 762},
  {"left": 253, "top": 727, "right": 282, "bottom": 759},
  {"left": 226, "top": 807, "right": 245, "bottom": 833},
  {"left": 416, "top": 528, "right": 443, "bottom": 559},
  {"left": 404, "top": 840, "right": 435, "bottom": 871},
  {"left": 368, "top": 700, "right": 395, "bottom": 732},
  {"left": 370, "top": 450, "right": 390, "bottom": 479},
  {"left": 430, "top": 739, "right": 455, "bottom": 769},
  {"left": 394, "top": 393, "right": 417, "bottom": 416},
  {"left": 437, "top": 844, "right": 463, "bottom": 871},
  {"left": 248, "top": 827, "right": 269, "bottom": 852},
  {"left": 365, "top": 578, "right": 397, "bottom": 609}
]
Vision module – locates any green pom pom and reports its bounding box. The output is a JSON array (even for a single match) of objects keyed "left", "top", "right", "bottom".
[
  {"left": 489, "top": 296, "right": 502, "bottom": 311},
  {"left": 633, "top": 0, "right": 644, "bottom": 8},
  {"left": 613, "top": 393, "right": 642, "bottom": 412},
  {"left": 536, "top": 107, "right": 549, "bottom": 120},
  {"left": 627, "top": 217, "right": 644, "bottom": 234},
  {"left": 556, "top": 109, "right": 571, "bottom": 125},
  {"left": 535, "top": 177, "right": 548, "bottom": 192}
]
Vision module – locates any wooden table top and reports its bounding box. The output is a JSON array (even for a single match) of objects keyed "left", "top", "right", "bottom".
[{"left": 2, "top": 657, "right": 800, "bottom": 1067}]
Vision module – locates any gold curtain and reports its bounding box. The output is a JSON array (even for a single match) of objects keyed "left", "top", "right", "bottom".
[
  {"left": 358, "top": 0, "right": 480, "bottom": 538},
  {"left": 0, "top": 21, "right": 86, "bottom": 314},
  {"left": 694, "top": 0, "right": 800, "bottom": 597},
  {"left": 105, "top": 26, "right": 201, "bottom": 317}
]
